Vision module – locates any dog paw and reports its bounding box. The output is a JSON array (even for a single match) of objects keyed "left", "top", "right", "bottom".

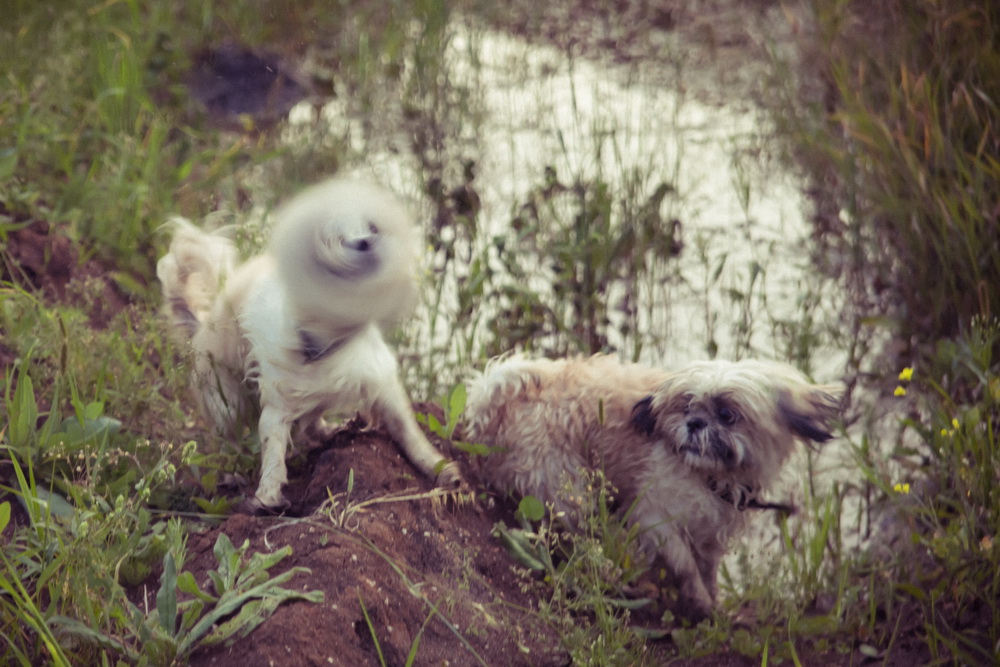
[
  {"left": 235, "top": 495, "right": 291, "bottom": 516},
  {"left": 303, "top": 417, "right": 340, "bottom": 443},
  {"left": 435, "top": 461, "right": 465, "bottom": 489},
  {"left": 676, "top": 597, "right": 714, "bottom": 625}
]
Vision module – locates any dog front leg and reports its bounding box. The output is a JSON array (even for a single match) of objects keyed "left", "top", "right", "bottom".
[
  {"left": 669, "top": 541, "right": 715, "bottom": 622},
  {"left": 252, "top": 405, "right": 292, "bottom": 510},
  {"left": 644, "top": 525, "right": 715, "bottom": 622},
  {"left": 375, "top": 379, "right": 463, "bottom": 488}
]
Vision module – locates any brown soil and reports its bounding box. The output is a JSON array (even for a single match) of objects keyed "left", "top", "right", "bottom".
[
  {"left": 174, "top": 415, "right": 862, "bottom": 667},
  {"left": 1, "top": 214, "right": 132, "bottom": 329},
  {"left": 181, "top": 422, "right": 568, "bottom": 667}
]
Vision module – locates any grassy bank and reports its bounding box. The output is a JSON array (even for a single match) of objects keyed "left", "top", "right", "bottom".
[{"left": 767, "top": 0, "right": 1000, "bottom": 661}]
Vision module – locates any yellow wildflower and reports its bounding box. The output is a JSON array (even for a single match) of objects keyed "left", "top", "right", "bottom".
[
  {"left": 898, "top": 367, "right": 914, "bottom": 382},
  {"left": 893, "top": 482, "right": 910, "bottom": 494},
  {"left": 894, "top": 386, "right": 907, "bottom": 397}
]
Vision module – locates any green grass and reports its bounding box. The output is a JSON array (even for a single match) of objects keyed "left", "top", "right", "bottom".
[
  {"left": 770, "top": 0, "right": 1000, "bottom": 351},
  {"left": 761, "top": 1, "right": 1000, "bottom": 659},
  {"left": 2, "top": 0, "right": 999, "bottom": 663},
  {"left": 492, "top": 473, "right": 655, "bottom": 665}
]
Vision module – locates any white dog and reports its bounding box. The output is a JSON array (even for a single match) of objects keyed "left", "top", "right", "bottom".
[
  {"left": 464, "top": 355, "right": 843, "bottom": 619},
  {"left": 157, "top": 179, "right": 462, "bottom": 511}
]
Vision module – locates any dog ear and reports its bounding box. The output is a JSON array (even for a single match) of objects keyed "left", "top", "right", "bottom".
[
  {"left": 778, "top": 384, "right": 844, "bottom": 444},
  {"left": 630, "top": 396, "right": 657, "bottom": 435}
]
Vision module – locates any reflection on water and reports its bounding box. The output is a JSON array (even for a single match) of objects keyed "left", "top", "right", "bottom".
[
  {"left": 288, "top": 23, "right": 841, "bottom": 374},
  {"left": 283, "top": 17, "right": 860, "bottom": 591}
]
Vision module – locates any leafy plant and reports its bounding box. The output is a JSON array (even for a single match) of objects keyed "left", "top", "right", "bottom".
[
  {"left": 892, "top": 319, "right": 999, "bottom": 661},
  {"left": 493, "top": 470, "right": 652, "bottom": 664},
  {"left": 415, "top": 383, "right": 467, "bottom": 441},
  {"left": 415, "top": 382, "right": 504, "bottom": 459},
  {"left": 52, "top": 532, "right": 323, "bottom": 665},
  {"left": 1, "top": 440, "right": 194, "bottom": 663},
  {"left": 0, "top": 495, "right": 72, "bottom": 667}
]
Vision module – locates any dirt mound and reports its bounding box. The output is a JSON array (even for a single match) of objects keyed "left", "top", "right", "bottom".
[
  {"left": 182, "top": 421, "right": 565, "bottom": 667},
  {"left": 179, "top": 418, "right": 840, "bottom": 667}
]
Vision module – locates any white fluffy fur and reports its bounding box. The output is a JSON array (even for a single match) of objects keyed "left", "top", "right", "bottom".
[
  {"left": 464, "top": 354, "right": 843, "bottom": 619},
  {"left": 157, "top": 179, "right": 461, "bottom": 510}
]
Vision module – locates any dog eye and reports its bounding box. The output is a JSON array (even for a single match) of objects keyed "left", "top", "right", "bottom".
[
  {"left": 367, "top": 221, "right": 379, "bottom": 235},
  {"left": 718, "top": 406, "right": 738, "bottom": 425}
]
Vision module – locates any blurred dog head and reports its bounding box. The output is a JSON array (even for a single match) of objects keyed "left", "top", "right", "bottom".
[
  {"left": 630, "top": 359, "right": 843, "bottom": 487},
  {"left": 268, "top": 179, "right": 421, "bottom": 333}
]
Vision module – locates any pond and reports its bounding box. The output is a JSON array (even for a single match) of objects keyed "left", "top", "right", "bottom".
[{"left": 284, "top": 18, "right": 844, "bottom": 385}]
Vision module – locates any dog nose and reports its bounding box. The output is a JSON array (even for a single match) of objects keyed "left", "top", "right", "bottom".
[
  {"left": 342, "top": 235, "right": 374, "bottom": 252},
  {"left": 687, "top": 417, "right": 707, "bottom": 433}
]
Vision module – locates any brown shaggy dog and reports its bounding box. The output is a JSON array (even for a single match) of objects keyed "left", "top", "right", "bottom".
[{"left": 464, "top": 354, "right": 843, "bottom": 619}]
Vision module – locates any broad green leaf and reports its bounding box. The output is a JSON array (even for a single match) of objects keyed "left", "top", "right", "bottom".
[
  {"left": 446, "top": 383, "right": 467, "bottom": 433},
  {"left": 494, "top": 523, "right": 546, "bottom": 571},
  {"left": 894, "top": 582, "right": 928, "bottom": 601},
  {"left": 233, "top": 548, "right": 289, "bottom": 590},
  {"left": 447, "top": 383, "right": 465, "bottom": 419},
  {"left": 11, "top": 372, "right": 37, "bottom": 448},
  {"left": 427, "top": 413, "right": 443, "bottom": 435},
  {"left": 212, "top": 533, "right": 240, "bottom": 591},
  {"left": 517, "top": 495, "right": 545, "bottom": 522},
  {"left": 58, "top": 415, "right": 121, "bottom": 446},
  {"left": 181, "top": 567, "right": 318, "bottom": 652},
  {"left": 50, "top": 615, "right": 135, "bottom": 660},
  {"left": 156, "top": 552, "right": 177, "bottom": 635},
  {"left": 177, "top": 571, "right": 216, "bottom": 603},
  {"left": 25, "top": 486, "right": 76, "bottom": 520},
  {"left": 180, "top": 599, "right": 206, "bottom": 633},
  {"left": 83, "top": 401, "right": 104, "bottom": 421},
  {"left": 200, "top": 471, "right": 217, "bottom": 494},
  {"left": 208, "top": 570, "right": 226, "bottom": 597},
  {"left": 203, "top": 587, "right": 323, "bottom": 647},
  {"left": 242, "top": 546, "right": 293, "bottom": 578}
]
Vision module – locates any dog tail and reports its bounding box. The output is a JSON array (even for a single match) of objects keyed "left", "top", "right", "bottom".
[
  {"left": 464, "top": 355, "right": 541, "bottom": 434},
  {"left": 156, "top": 217, "right": 237, "bottom": 338}
]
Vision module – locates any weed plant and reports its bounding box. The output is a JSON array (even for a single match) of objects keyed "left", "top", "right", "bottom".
[
  {"left": 764, "top": 0, "right": 1000, "bottom": 659},
  {"left": 493, "top": 471, "right": 654, "bottom": 665},
  {"left": 843, "top": 319, "right": 1000, "bottom": 662}
]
